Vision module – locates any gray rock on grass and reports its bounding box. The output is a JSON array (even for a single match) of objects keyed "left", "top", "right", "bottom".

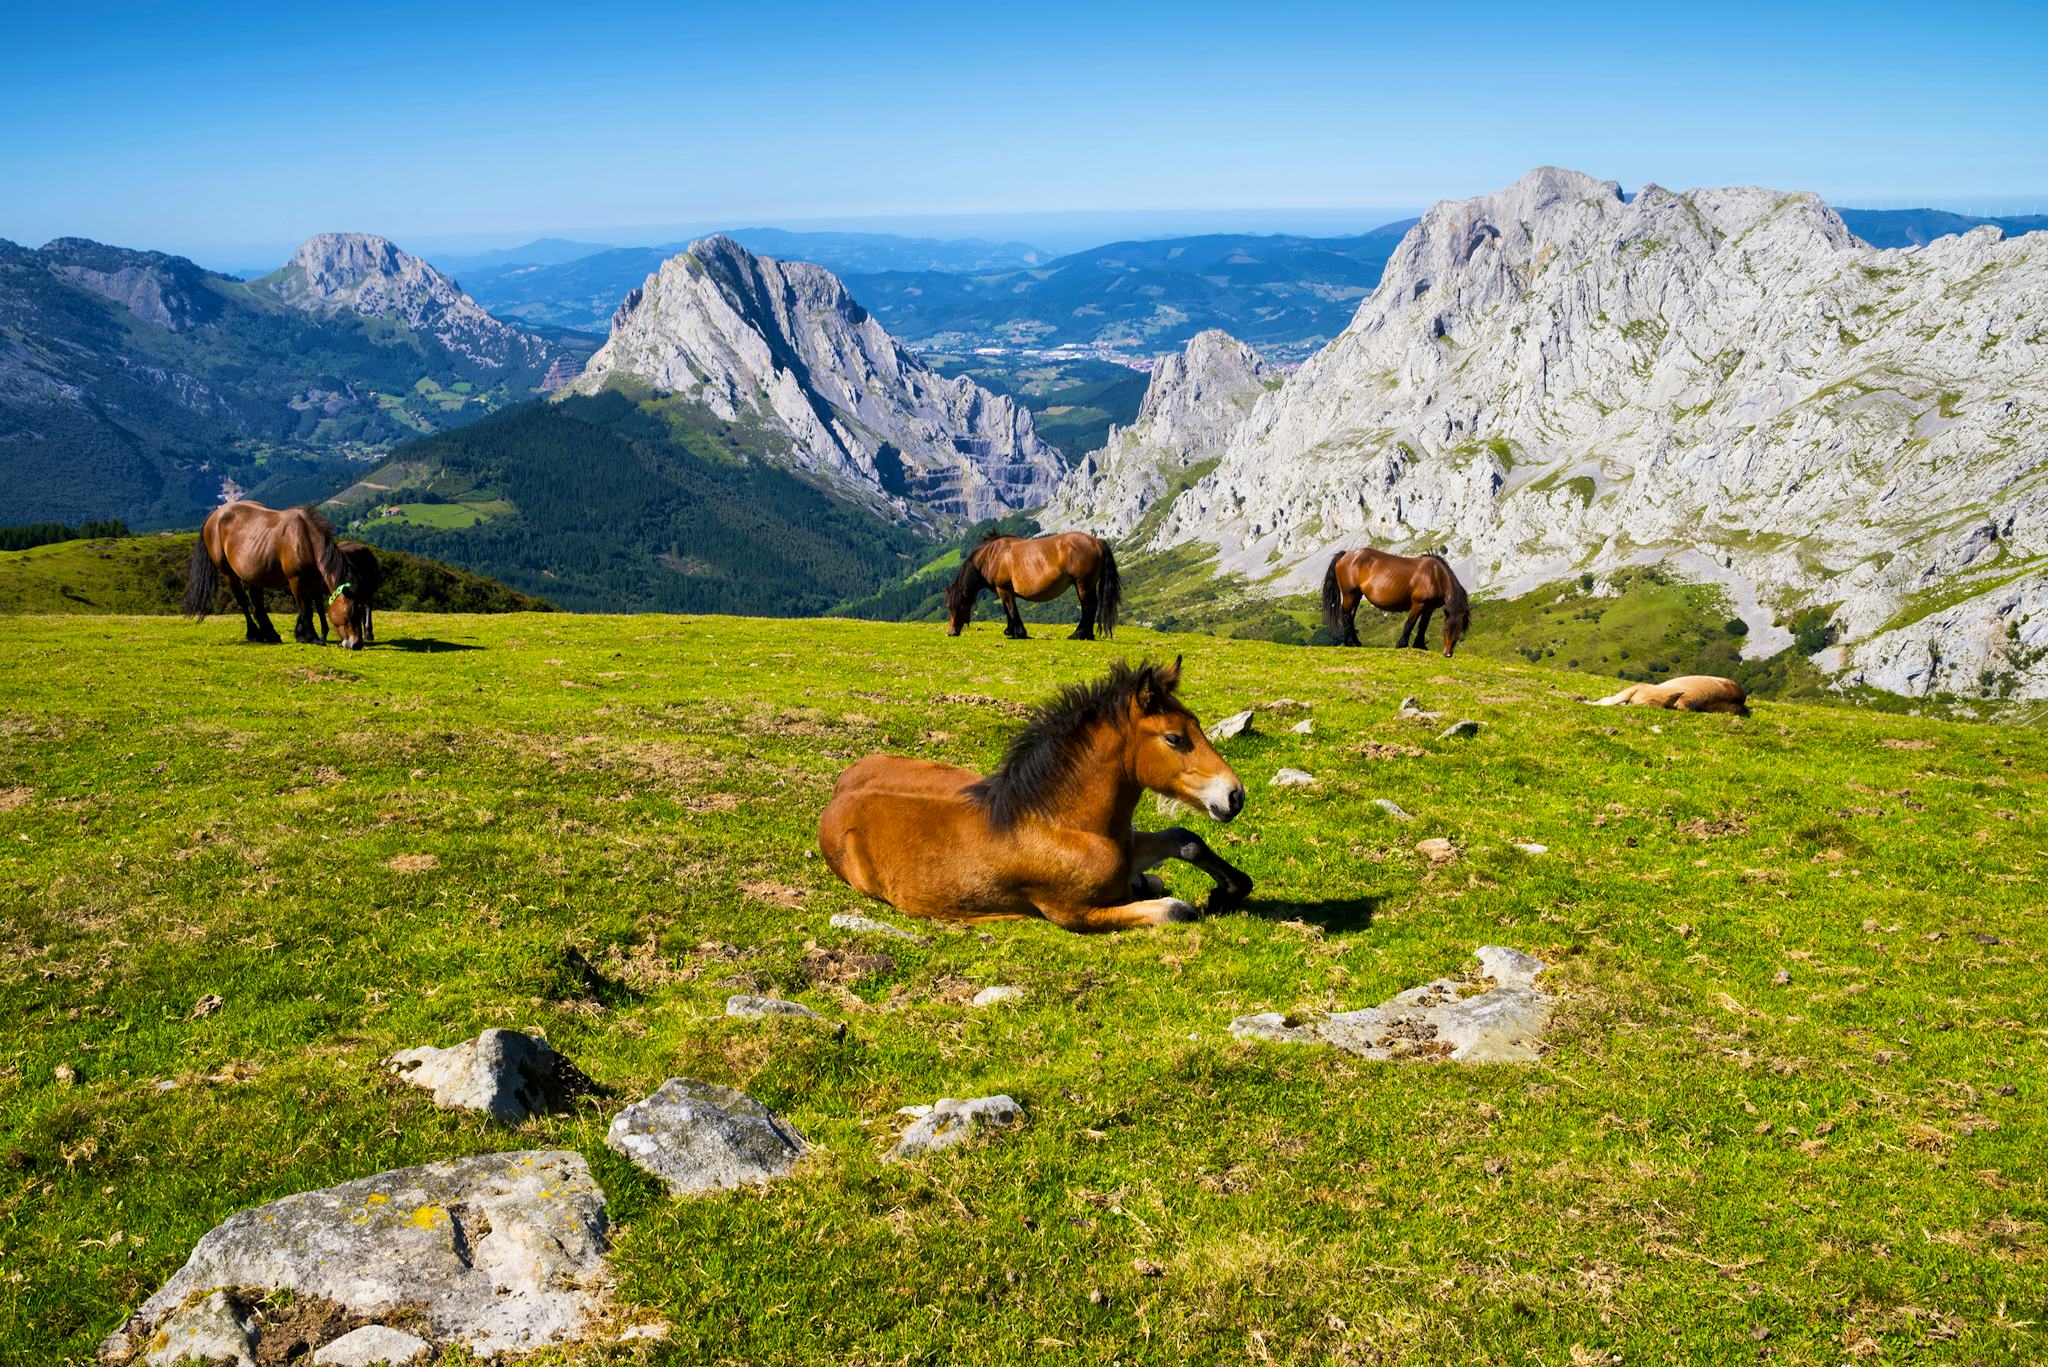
[
  {"left": 828, "top": 912, "right": 926, "bottom": 942},
  {"left": 104, "top": 1150, "right": 608, "bottom": 1361},
  {"left": 606, "top": 1078, "right": 805, "bottom": 1195},
  {"left": 890, "top": 1095, "right": 1025, "bottom": 1160},
  {"left": 726, "top": 994, "right": 819, "bottom": 1018},
  {"left": 1270, "top": 768, "right": 1315, "bottom": 786},
  {"left": 313, "top": 1325, "right": 433, "bottom": 1366},
  {"left": 1290, "top": 717, "right": 1314, "bottom": 735},
  {"left": 970, "top": 986, "right": 1025, "bottom": 1007},
  {"left": 386, "top": 1028, "right": 568, "bottom": 1124},
  {"left": 143, "top": 1290, "right": 256, "bottom": 1367},
  {"left": 1372, "top": 798, "right": 1415, "bottom": 821},
  {"left": 1209, "top": 709, "right": 1254, "bottom": 740},
  {"left": 1230, "top": 946, "right": 1552, "bottom": 1064},
  {"left": 1437, "top": 719, "right": 1481, "bottom": 740}
]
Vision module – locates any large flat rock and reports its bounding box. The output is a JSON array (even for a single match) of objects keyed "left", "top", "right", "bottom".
[
  {"left": 103, "top": 1150, "right": 607, "bottom": 1361},
  {"left": 1231, "top": 946, "right": 1552, "bottom": 1063},
  {"left": 606, "top": 1078, "right": 806, "bottom": 1195}
]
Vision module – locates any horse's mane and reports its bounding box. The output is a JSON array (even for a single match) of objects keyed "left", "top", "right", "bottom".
[
  {"left": 299, "top": 504, "right": 349, "bottom": 590},
  {"left": 944, "top": 534, "right": 1003, "bottom": 615},
  {"left": 966, "top": 659, "right": 1183, "bottom": 830},
  {"left": 1429, "top": 552, "right": 1470, "bottom": 616}
]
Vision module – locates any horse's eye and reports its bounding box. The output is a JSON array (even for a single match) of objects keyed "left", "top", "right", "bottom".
[{"left": 1164, "top": 732, "right": 1191, "bottom": 751}]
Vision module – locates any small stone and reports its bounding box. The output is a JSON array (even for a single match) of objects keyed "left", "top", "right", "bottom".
[
  {"left": 1209, "top": 709, "right": 1254, "bottom": 740},
  {"left": 1270, "top": 768, "right": 1315, "bottom": 786},
  {"left": 1133, "top": 1257, "right": 1165, "bottom": 1277},
  {"left": 970, "top": 986, "right": 1025, "bottom": 1007},
  {"left": 1512, "top": 841, "right": 1547, "bottom": 854},
  {"left": 1398, "top": 696, "right": 1421, "bottom": 712},
  {"left": 190, "top": 993, "right": 224, "bottom": 1018},
  {"left": 1437, "top": 719, "right": 1481, "bottom": 740},
  {"left": 607, "top": 1078, "right": 805, "bottom": 1195},
  {"left": 314, "top": 1324, "right": 433, "bottom": 1366},
  {"left": 618, "top": 1323, "right": 671, "bottom": 1343},
  {"left": 386, "top": 1028, "right": 569, "bottom": 1124},
  {"left": 1416, "top": 837, "right": 1456, "bottom": 864},
  {"left": 891, "top": 1095, "right": 1025, "bottom": 1160},
  {"left": 1772, "top": 968, "right": 1792, "bottom": 986},
  {"left": 828, "top": 912, "right": 926, "bottom": 942},
  {"left": 53, "top": 1063, "right": 76, "bottom": 1086},
  {"left": 1972, "top": 932, "right": 2002, "bottom": 946},
  {"left": 1088, "top": 1288, "right": 1109, "bottom": 1306},
  {"left": 1290, "top": 718, "right": 1314, "bottom": 735},
  {"left": 725, "top": 995, "right": 819, "bottom": 1018},
  {"left": 1372, "top": 798, "right": 1414, "bottom": 821},
  {"left": 146, "top": 1290, "right": 256, "bottom": 1367}
]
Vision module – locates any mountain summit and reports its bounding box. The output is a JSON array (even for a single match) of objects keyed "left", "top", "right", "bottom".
[
  {"left": 569, "top": 236, "right": 1065, "bottom": 525},
  {"left": 1054, "top": 167, "right": 2048, "bottom": 700}
]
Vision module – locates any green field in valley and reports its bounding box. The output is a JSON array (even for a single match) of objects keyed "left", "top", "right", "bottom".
[{"left": 2, "top": 613, "right": 2044, "bottom": 1363}]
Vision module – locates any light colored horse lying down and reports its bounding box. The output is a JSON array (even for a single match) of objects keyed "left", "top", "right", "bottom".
[{"left": 1589, "top": 675, "right": 1749, "bottom": 715}]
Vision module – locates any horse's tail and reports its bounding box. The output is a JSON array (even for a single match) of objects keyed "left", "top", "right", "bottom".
[
  {"left": 1320, "top": 553, "right": 1346, "bottom": 639},
  {"left": 183, "top": 533, "right": 219, "bottom": 618},
  {"left": 1096, "top": 540, "right": 1121, "bottom": 638}
]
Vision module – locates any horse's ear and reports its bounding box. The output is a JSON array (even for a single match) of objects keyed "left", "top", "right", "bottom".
[{"left": 1160, "top": 655, "right": 1183, "bottom": 693}]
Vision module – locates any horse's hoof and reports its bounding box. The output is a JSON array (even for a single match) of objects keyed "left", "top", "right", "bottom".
[
  {"left": 1207, "top": 879, "right": 1253, "bottom": 915},
  {"left": 1160, "top": 898, "right": 1200, "bottom": 924}
]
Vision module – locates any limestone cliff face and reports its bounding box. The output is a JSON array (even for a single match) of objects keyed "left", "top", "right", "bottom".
[
  {"left": 1063, "top": 167, "right": 2048, "bottom": 700},
  {"left": 1044, "top": 329, "right": 1271, "bottom": 538},
  {"left": 570, "top": 236, "right": 1064, "bottom": 526},
  {"left": 264, "top": 233, "right": 551, "bottom": 371}
]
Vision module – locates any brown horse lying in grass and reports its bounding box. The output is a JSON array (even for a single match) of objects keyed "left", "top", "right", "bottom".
[
  {"left": 819, "top": 658, "right": 1252, "bottom": 933},
  {"left": 1591, "top": 675, "right": 1750, "bottom": 715},
  {"left": 1322, "top": 548, "right": 1469, "bottom": 654},
  {"left": 946, "top": 530, "right": 1121, "bottom": 639},
  {"left": 184, "top": 501, "right": 365, "bottom": 649}
]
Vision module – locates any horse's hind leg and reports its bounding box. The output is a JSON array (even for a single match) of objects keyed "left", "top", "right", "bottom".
[
  {"left": 245, "top": 583, "right": 284, "bottom": 643},
  {"left": 1411, "top": 605, "right": 1436, "bottom": 650},
  {"left": 1042, "top": 896, "right": 1197, "bottom": 933},
  {"left": 1133, "top": 827, "right": 1254, "bottom": 914},
  {"left": 998, "top": 586, "right": 1027, "bottom": 639},
  {"left": 1341, "top": 589, "right": 1363, "bottom": 646},
  {"left": 1070, "top": 580, "right": 1097, "bottom": 640},
  {"left": 225, "top": 576, "right": 266, "bottom": 644}
]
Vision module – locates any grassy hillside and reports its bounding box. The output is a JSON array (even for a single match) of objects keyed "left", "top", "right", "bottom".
[
  {"left": 332, "top": 390, "right": 933, "bottom": 615},
  {"left": 3, "top": 614, "right": 2043, "bottom": 1363},
  {"left": 0, "top": 534, "right": 551, "bottom": 616}
]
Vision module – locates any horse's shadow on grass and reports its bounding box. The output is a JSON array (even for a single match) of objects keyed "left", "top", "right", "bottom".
[
  {"left": 377, "top": 636, "right": 484, "bottom": 653},
  {"left": 1241, "top": 894, "right": 1379, "bottom": 934}
]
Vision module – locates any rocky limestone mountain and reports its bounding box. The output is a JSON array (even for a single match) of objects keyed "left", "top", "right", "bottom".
[
  {"left": 569, "top": 235, "right": 1064, "bottom": 525},
  {"left": 1046, "top": 329, "right": 1272, "bottom": 538},
  {"left": 259, "top": 233, "right": 552, "bottom": 372},
  {"left": 1060, "top": 168, "right": 2047, "bottom": 701}
]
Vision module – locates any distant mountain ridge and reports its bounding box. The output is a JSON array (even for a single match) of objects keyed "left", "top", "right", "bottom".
[
  {"left": 569, "top": 235, "right": 1066, "bottom": 526},
  {"left": 0, "top": 233, "right": 574, "bottom": 528},
  {"left": 1838, "top": 208, "right": 2048, "bottom": 249}
]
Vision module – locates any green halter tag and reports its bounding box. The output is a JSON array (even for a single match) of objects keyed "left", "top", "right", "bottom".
[{"left": 325, "top": 581, "right": 353, "bottom": 609}]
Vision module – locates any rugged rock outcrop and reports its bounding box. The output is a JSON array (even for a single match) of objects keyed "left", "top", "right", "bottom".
[
  {"left": 261, "top": 233, "right": 552, "bottom": 372},
  {"left": 1231, "top": 946, "right": 1553, "bottom": 1062},
  {"left": 569, "top": 236, "right": 1065, "bottom": 525},
  {"left": 102, "top": 1150, "right": 608, "bottom": 1361},
  {"left": 1063, "top": 167, "right": 2048, "bottom": 700},
  {"left": 605, "top": 1078, "right": 807, "bottom": 1195},
  {"left": 1045, "top": 329, "right": 1271, "bottom": 537}
]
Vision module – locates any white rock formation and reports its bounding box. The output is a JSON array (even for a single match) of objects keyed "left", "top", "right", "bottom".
[
  {"left": 385, "top": 1028, "right": 568, "bottom": 1124},
  {"left": 569, "top": 236, "right": 1065, "bottom": 526},
  {"left": 889, "top": 1095, "right": 1025, "bottom": 1160},
  {"left": 605, "top": 1078, "right": 806, "bottom": 1195},
  {"left": 1061, "top": 167, "right": 2048, "bottom": 700},
  {"left": 264, "top": 233, "right": 552, "bottom": 372},
  {"left": 1044, "top": 329, "right": 1272, "bottom": 537},
  {"left": 1231, "top": 945, "right": 1552, "bottom": 1063}
]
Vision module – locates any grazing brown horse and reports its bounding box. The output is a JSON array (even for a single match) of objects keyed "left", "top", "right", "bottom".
[
  {"left": 319, "top": 542, "right": 382, "bottom": 643},
  {"left": 183, "top": 501, "right": 365, "bottom": 649},
  {"left": 819, "top": 658, "right": 1252, "bottom": 933},
  {"left": 1322, "top": 548, "right": 1470, "bottom": 655},
  {"left": 1591, "top": 675, "right": 1750, "bottom": 715},
  {"left": 946, "top": 530, "right": 1121, "bottom": 639}
]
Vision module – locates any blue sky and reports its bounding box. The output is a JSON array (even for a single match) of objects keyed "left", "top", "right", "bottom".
[{"left": 3, "top": 0, "right": 2045, "bottom": 267}]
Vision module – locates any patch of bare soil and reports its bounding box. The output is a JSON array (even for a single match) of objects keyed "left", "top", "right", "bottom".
[
  {"left": 1352, "top": 741, "right": 1426, "bottom": 760},
  {"left": 384, "top": 853, "right": 438, "bottom": 873},
  {"left": 1879, "top": 738, "right": 1935, "bottom": 751},
  {"left": 1678, "top": 813, "right": 1748, "bottom": 838},
  {"left": 739, "top": 880, "right": 807, "bottom": 909},
  {"left": 0, "top": 787, "right": 32, "bottom": 811},
  {"left": 798, "top": 945, "right": 896, "bottom": 987}
]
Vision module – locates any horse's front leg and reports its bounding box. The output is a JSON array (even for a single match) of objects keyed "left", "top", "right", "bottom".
[
  {"left": 998, "top": 587, "right": 1027, "bottom": 638},
  {"left": 1411, "top": 605, "right": 1435, "bottom": 650},
  {"left": 1133, "top": 827, "right": 1254, "bottom": 914},
  {"left": 291, "top": 588, "right": 321, "bottom": 644},
  {"left": 1396, "top": 605, "right": 1422, "bottom": 648}
]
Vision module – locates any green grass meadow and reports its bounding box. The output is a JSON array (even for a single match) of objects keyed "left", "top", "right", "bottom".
[{"left": 2, "top": 613, "right": 2044, "bottom": 1363}]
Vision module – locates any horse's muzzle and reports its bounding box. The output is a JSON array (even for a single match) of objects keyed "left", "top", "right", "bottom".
[{"left": 1202, "top": 780, "right": 1246, "bottom": 822}]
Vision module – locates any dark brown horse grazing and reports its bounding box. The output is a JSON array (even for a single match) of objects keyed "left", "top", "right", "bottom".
[
  {"left": 184, "top": 501, "right": 365, "bottom": 649},
  {"left": 819, "top": 657, "right": 1252, "bottom": 933},
  {"left": 319, "top": 542, "right": 382, "bottom": 643},
  {"left": 946, "top": 530, "right": 1121, "bottom": 639},
  {"left": 1321, "top": 548, "right": 1470, "bottom": 655}
]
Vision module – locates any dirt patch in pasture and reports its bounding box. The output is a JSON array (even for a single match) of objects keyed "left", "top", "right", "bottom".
[
  {"left": 1678, "top": 813, "right": 1748, "bottom": 839},
  {"left": 0, "top": 787, "right": 32, "bottom": 811},
  {"left": 385, "top": 853, "right": 439, "bottom": 873},
  {"left": 933, "top": 692, "right": 1032, "bottom": 717},
  {"left": 286, "top": 666, "right": 357, "bottom": 685},
  {"left": 1351, "top": 741, "right": 1426, "bottom": 760},
  {"left": 1879, "top": 738, "right": 1936, "bottom": 751},
  {"left": 798, "top": 945, "right": 896, "bottom": 988},
  {"left": 740, "top": 879, "right": 808, "bottom": 909}
]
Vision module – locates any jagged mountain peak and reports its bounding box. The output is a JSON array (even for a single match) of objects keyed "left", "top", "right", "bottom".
[{"left": 571, "top": 238, "right": 1063, "bottom": 526}]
